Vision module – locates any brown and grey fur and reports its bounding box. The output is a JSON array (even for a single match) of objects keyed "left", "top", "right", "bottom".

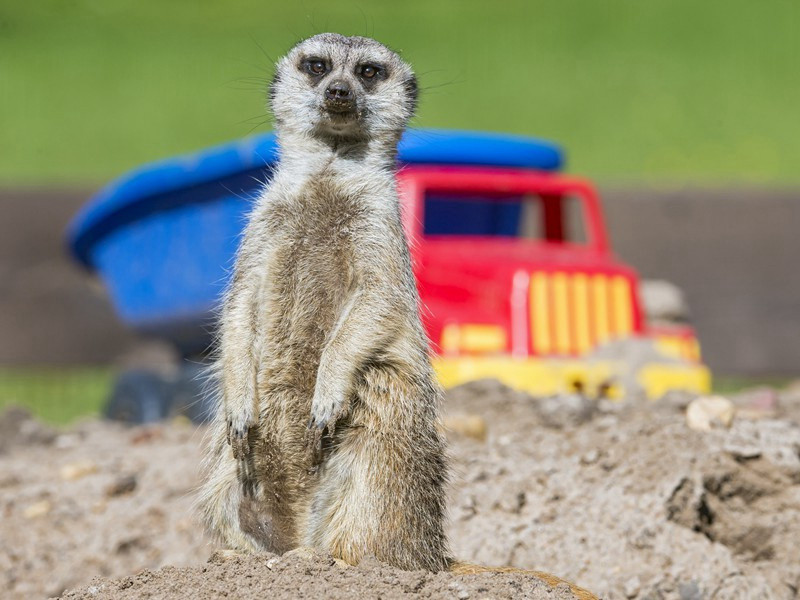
[{"left": 197, "top": 33, "right": 450, "bottom": 571}]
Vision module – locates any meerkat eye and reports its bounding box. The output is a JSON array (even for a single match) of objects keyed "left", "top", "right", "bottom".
[
  {"left": 358, "top": 64, "right": 381, "bottom": 79},
  {"left": 303, "top": 59, "right": 328, "bottom": 76}
]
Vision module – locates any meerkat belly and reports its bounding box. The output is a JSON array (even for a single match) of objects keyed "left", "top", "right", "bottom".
[
  {"left": 246, "top": 214, "right": 357, "bottom": 547},
  {"left": 252, "top": 190, "right": 361, "bottom": 468},
  {"left": 260, "top": 235, "right": 354, "bottom": 391}
]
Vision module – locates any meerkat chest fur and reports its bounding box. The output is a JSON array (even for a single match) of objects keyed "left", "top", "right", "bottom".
[{"left": 255, "top": 162, "right": 404, "bottom": 392}]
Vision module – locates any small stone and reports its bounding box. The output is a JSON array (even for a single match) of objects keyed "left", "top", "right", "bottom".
[
  {"left": 208, "top": 549, "right": 244, "bottom": 564},
  {"left": 0, "top": 474, "right": 21, "bottom": 488},
  {"left": 447, "top": 581, "right": 470, "bottom": 599},
  {"left": 130, "top": 427, "right": 163, "bottom": 445},
  {"left": 535, "top": 393, "right": 595, "bottom": 429},
  {"left": 443, "top": 414, "right": 487, "bottom": 442},
  {"left": 581, "top": 449, "right": 600, "bottom": 465},
  {"left": 60, "top": 460, "right": 98, "bottom": 481},
  {"left": 105, "top": 474, "right": 137, "bottom": 497},
  {"left": 23, "top": 499, "right": 51, "bottom": 519},
  {"left": 686, "top": 396, "right": 734, "bottom": 431},
  {"left": 175, "top": 518, "right": 192, "bottom": 532},
  {"left": 678, "top": 581, "right": 702, "bottom": 600},
  {"left": 724, "top": 445, "right": 762, "bottom": 460},
  {"left": 54, "top": 434, "right": 81, "bottom": 449},
  {"left": 623, "top": 575, "right": 641, "bottom": 598}
]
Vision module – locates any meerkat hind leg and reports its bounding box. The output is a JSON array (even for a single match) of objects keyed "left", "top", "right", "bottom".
[
  {"left": 199, "top": 426, "right": 264, "bottom": 554},
  {"left": 237, "top": 494, "right": 295, "bottom": 554}
]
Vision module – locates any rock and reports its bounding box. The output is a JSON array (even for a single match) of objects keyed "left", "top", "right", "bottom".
[
  {"left": 623, "top": 575, "right": 641, "bottom": 598},
  {"left": 60, "top": 460, "right": 98, "bottom": 481},
  {"left": 640, "top": 279, "right": 690, "bottom": 324},
  {"left": 686, "top": 396, "right": 734, "bottom": 431},
  {"left": 581, "top": 449, "right": 600, "bottom": 465},
  {"left": 55, "top": 433, "right": 82, "bottom": 449},
  {"left": 535, "top": 393, "right": 595, "bottom": 429},
  {"left": 105, "top": 474, "right": 137, "bottom": 497},
  {"left": 23, "top": 499, "right": 51, "bottom": 519},
  {"left": 0, "top": 406, "right": 56, "bottom": 453},
  {"left": 130, "top": 427, "right": 163, "bottom": 445},
  {"left": 444, "top": 414, "right": 487, "bottom": 441},
  {"left": 677, "top": 581, "right": 702, "bottom": 600}
]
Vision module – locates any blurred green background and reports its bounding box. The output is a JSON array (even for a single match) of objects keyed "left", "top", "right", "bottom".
[
  {"left": 1, "top": 0, "right": 797, "bottom": 185},
  {"left": 1, "top": 1, "right": 798, "bottom": 423}
]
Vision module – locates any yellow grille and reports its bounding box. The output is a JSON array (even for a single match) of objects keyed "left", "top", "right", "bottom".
[
  {"left": 529, "top": 271, "right": 635, "bottom": 355},
  {"left": 655, "top": 334, "right": 702, "bottom": 362},
  {"left": 441, "top": 323, "right": 507, "bottom": 354}
]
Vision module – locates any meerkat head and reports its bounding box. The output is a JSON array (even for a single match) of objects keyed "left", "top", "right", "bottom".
[{"left": 269, "top": 33, "right": 418, "bottom": 145}]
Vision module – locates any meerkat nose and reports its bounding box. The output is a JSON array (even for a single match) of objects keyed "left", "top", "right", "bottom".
[{"left": 325, "top": 81, "right": 353, "bottom": 101}]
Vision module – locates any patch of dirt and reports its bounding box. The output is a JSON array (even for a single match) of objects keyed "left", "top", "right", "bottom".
[
  {"left": 59, "top": 551, "right": 585, "bottom": 600},
  {"left": 0, "top": 406, "right": 56, "bottom": 454},
  {"left": 2, "top": 381, "right": 800, "bottom": 599}
]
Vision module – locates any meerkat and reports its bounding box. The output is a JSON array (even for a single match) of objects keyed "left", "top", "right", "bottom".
[{"left": 198, "top": 33, "right": 450, "bottom": 571}]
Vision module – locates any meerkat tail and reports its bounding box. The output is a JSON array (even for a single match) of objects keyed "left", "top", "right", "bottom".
[
  {"left": 449, "top": 561, "right": 598, "bottom": 600},
  {"left": 196, "top": 418, "right": 262, "bottom": 553}
]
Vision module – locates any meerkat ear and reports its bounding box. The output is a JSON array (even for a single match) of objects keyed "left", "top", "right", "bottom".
[{"left": 405, "top": 75, "right": 419, "bottom": 116}]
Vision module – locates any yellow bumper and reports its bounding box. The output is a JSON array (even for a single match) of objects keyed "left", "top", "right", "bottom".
[{"left": 432, "top": 355, "right": 711, "bottom": 400}]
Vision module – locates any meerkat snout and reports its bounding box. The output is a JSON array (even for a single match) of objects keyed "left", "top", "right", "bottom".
[{"left": 323, "top": 80, "right": 355, "bottom": 112}]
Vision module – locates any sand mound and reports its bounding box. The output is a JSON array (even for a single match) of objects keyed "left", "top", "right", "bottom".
[
  {"left": 2, "top": 381, "right": 799, "bottom": 599},
  {"left": 60, "top": 550, "right": 587, "bottom": 600}
]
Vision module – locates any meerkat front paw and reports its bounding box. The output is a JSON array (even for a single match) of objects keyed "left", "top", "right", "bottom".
[
  {"left": 226, "top": 412, "right": 257, "bottom": 460},
  {"left": 305, "top": 391, "right": 344, "bottom": 467},
  {"left": 308, "top": 392, "right": 339, "bottom": 433}
]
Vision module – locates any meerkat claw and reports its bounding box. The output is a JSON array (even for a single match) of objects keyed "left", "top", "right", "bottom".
[
  {"left": 227, "top": 420, "right": 253, "bottom": 460},
  {"left": 305, "top": 418, "right": 325, "bottom": 466},
  {"left": 231, "top": 433, "right": 250, "bottom": 460}
]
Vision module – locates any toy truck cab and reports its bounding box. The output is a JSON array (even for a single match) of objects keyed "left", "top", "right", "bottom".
[{"left": 398, "top": 165, "right": 710, "bottom": 399}]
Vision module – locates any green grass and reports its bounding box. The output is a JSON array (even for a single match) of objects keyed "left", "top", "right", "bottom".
[
  {"left": 712, "top": 375, "right": 794, "bottom": 397},
  {"left": 0, "top": 368, "right": 113, "bottom": 425},
  {"left": 1, "top": 0, "right": 798, "bottom": 185},
  {"left": 0, "top": 367, "right": 792, "bottom": 425}
]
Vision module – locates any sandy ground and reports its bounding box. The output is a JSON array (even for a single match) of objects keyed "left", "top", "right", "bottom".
[{"left": 2, "top": 381, "right": 800, "bottom": 599}]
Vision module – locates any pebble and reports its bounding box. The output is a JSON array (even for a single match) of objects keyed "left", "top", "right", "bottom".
[
  {"left": 623, "top": 575, "right": 641, "bottom": 598},
  {"left": 105, "top": 474, "right": 138, "bottom": 497},
  {"left": 444, "top": 414, "right": 488, "bottom": 442},
  {"left": 686, "top": 396, "right": 734, "bottom": 431},
  {"left": 23, "top": 499, "right": 51, "bottom": 519},
  {"left": 581, "top": 449, "right": 600, "bottom": 465},
  {"left": 60, "top": 460, "right": 98, "bottom": 481}
]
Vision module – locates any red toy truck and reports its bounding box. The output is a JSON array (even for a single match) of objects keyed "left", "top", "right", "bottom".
[{"left": 399, "top": 165, "right": 709, "bottom": 399}]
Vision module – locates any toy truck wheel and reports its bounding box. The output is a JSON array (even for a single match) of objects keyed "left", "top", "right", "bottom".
[{"left": 105, "top": 369, "right": 171, "bottom": 424}]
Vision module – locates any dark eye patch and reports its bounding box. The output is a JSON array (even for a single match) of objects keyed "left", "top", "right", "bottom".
[
  {"left": 301, "top": 57, "right": 329, "bottom": 77},
  {"left": 356, "top": 63, "right": 387, "bottom": 87}
]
